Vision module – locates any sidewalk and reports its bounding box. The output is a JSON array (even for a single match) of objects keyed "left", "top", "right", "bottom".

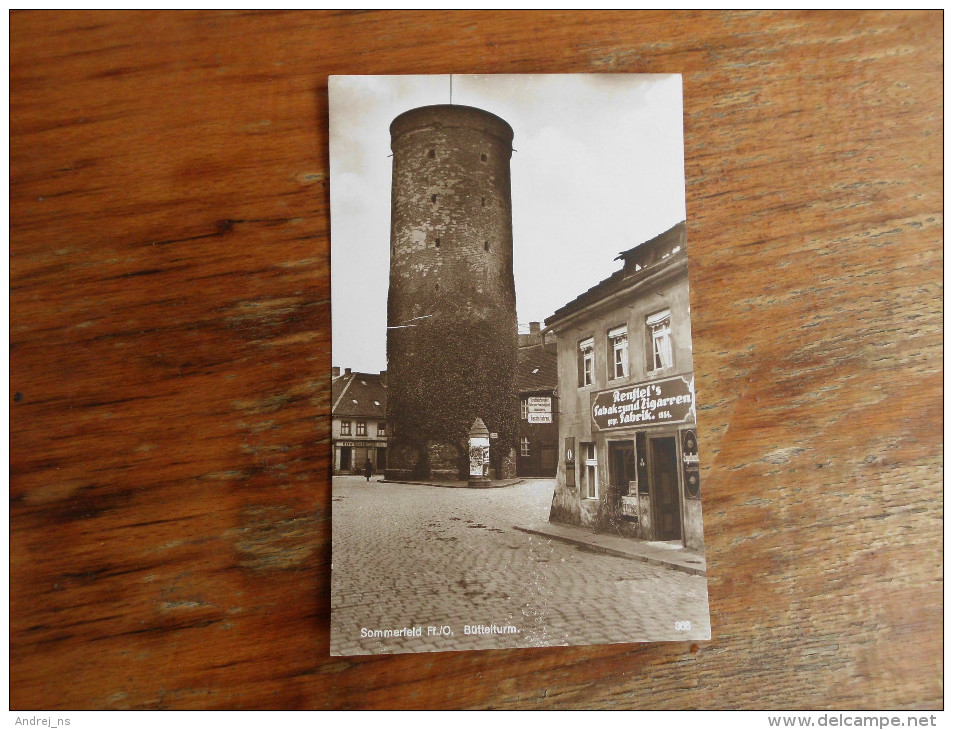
[
  {"left": 515, "top": 520, "right": 707, "bottom": 576},
  {"left": 377, "top": 477, "right": 525, "bottom": 489}
]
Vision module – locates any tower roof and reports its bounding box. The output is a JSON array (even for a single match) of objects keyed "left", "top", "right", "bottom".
[{"left": 390, "top": 104, "right": 514, "bottom": 146}]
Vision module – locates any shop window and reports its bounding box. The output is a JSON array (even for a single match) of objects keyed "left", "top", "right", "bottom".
[
  {"left": 356, "top": 421, "right": 366, "bottom": 436},
  {"left": 607, "top": 324, "right": 628, "bottom": 380},
  {"left": 580, "top": 442, "right": 597, "bottom": 500},
  {"left": 520, "top": 437, "right": 531, "bottom": 457},
  {"left": 577, "top": 337, "right": 594, "bottom": 387},
  {"left": 377, "top": 422, "right": 386, "bottom": 437},
  {"left": 647, "top": 309, "right": 673, "bottom": 371},
  {"left": 520, "top": 398, "right": 529, "bottom": 420},
  {"left": 340, "top": 420, "right": 351, "bottom": 436}
]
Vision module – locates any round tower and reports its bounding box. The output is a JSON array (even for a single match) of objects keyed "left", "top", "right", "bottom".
[{"left": 385, "top": 104, "right": 518, "bottom": 481}]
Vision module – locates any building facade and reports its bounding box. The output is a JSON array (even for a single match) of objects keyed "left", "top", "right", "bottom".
[
  {"left": 544, "top": 222, "right": 704, "bottom": 550},
  {"left": 385, "top": 104, "right": 519, "bottom": 481},
  {"left": 516, "top": 322, "right": 558, "bottom": 478},
  {"left": 331, "top": 368, "right": 388, "bottom": 475}
]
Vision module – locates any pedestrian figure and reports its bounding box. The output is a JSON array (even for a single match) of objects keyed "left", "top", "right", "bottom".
[{"left": 363, "top": 457, "right": 373, "bottom": 482}]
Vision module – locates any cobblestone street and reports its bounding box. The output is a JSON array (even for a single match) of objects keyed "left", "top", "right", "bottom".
[{"left": 331, "top": 476, "right": 710, "bottom": 655}]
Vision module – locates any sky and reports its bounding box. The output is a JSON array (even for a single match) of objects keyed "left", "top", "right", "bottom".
[{"left": 329, "top": 74, "right": 686, "bottom": 374}]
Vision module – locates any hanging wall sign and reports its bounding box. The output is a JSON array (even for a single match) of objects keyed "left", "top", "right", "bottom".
[
  {"left": 682, "top": 428, "right": 701, "bottom": 498},
  {"left": 564, "top": 436, "right": 575, "bottom": 488},
  {"left": 591, "top": 375, "right": 695, "bottom": 431}
]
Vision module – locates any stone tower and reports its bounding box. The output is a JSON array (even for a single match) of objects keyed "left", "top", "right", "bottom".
[{"left": 385, "top": 104, "right": 518, "bottom": 481}]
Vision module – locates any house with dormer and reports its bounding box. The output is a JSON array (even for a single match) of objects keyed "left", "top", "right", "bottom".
[{"left": 331, "top": 368, "right": 388, "bottom": 474}]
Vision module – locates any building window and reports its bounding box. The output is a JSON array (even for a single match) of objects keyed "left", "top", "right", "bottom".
[
  {"left": 520, "top": 437, "right": 531, "bottom": 457},
  {"left": 580, "top": 442, "right": 597, "bottom": 499},
  {"left": 428, "top": 148, "right": 435, "bottom": 158},
  {"left": 340, "top": 420, "right": 351, "bottom": 436},
  {"left": 377, "top": 422, "right": 386, "bottom": 437},
  {"left": 520, "top": 399, "right": 529, "bottom": 420},
  {"left": 608, "top": 325, "right": 628, "bottom": 379},
  {"left": 578, "top": 337, "right": 594, "bottom": 387},
  {"left": 356, "top": 421, "right": 366, "bottom": 436},
  {"left": 647, "top": 309, "right": 673, "bottom": 370}
]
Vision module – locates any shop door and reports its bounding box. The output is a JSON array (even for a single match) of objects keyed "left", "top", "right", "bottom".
[
  {"left": 376, "top": 447, "right": 387, "bottom": 472},
  {"left": 608, "top": 442, "right": 636, "bottom": 495},
  {"left": 340, "top": 446, "right": 352, "bottom": 471},
  {"left": 650, "top": 436, "right": 681, "bottom": 540}
]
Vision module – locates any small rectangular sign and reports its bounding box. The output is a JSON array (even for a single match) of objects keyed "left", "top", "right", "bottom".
[
  {"left": 527, "top": 413, "right": 552, "bottom": 424},
  {"left": 527, "top": 396, "right": 551, "bottom": 413}
]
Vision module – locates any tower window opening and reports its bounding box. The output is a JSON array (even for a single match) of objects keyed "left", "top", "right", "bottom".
[
  {"left": 480, "top": 153, "right": 487, "bottom": 162},
  {"left": 481, "top": 197, "right": 486, "bottom": 207},
  {"left": 428, "top": 148, "right": 435, "bottom": 158},
  {"left": 484, "top": 241, "right": 489, "bottom": 251},
  {"left": 435, "top": 237, "right": 441, "bottom": 248},
  {"left": 431, "top": 194, "right": 437, "bottom": 204}
]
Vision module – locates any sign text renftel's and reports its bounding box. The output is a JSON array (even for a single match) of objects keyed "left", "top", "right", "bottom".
[{"left": 591, "top": 375, "right": 695, "bottom": 431}]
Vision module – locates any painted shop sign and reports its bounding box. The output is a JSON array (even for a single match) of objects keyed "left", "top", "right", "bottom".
[
  {"left": 527, "top": 396, "right": 551, "bottom": 413},
  {"left": 591, "top": 375, "right": 695, "bottom": 431},
  {"left": 527, "top": 396, "right": 552, "bottom": 423}
]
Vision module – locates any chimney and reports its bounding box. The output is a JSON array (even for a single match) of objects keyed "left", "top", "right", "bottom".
[
  {"left": 344, "top": 368, "right": 352, "bottom": 376},
  {"left": 530, "top": 322, "right": 540, "bottom": 334},
  {"left": 332, "top": 366, "right": 341, "bottom": 378}
]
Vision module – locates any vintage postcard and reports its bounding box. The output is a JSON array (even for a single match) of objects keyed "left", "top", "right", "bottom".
[{"left": 329, "top": 74, "right": 710, "bottom": 655}]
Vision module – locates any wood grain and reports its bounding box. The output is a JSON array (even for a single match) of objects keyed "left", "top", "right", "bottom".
[{"left": 10, "top": 10, "right": 942, "bottom": 709}]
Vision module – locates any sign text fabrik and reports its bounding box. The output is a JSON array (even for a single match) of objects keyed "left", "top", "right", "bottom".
[{"left": 591, "top": 375, "right": 695, "bottom": 431}]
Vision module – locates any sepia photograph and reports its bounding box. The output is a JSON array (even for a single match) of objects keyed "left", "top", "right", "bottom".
[{"left": 329, "top": 74, "right": 710, "bottom": 655}]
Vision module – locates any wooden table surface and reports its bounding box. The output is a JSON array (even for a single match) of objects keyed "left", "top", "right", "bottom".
[{"left": 10, "top": 10, "right": 942, "bottom": 710}]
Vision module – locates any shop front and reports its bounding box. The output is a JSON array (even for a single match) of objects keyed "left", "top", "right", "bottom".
[
  {"left": 544, "top": 221, "right": 704, "bottom": 549},
  {"left": 335, "top": 440, "right": 388, "bottom": 474},
  {"left": 588, "top": 374, "right": 703, "bottom": 548}
]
